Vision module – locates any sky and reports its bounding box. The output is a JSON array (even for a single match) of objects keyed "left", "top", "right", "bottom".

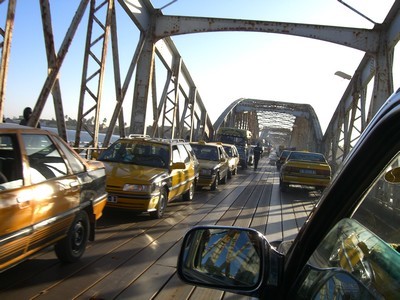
[{"left": 2, "top": 0, "right": 398, "bottom": 133}]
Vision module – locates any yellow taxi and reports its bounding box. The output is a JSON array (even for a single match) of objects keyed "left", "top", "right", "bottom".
[
  {"left": 98, "top": 135, "right": 199, "bottom": 218},
  {"left": 221, "top": 143, "right": 240, "bottom": 178},
  {"left": 190, "top": 141, "right": 230, "bottom": 191},
  {"left": 279, "top": 150, "right": 331, "bottom": 191},
  {"left": 0, "top": 124, "right": 107, "bottom": 272}
]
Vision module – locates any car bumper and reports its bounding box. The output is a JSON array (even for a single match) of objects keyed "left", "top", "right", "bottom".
[
  {"left": 92, "top": 193, "right": 108, "bottom": 220},
  {"left": 197, "top": 175, "right": 216, "bottom": 187},
  {"left": 281, "top": 175, "right": 330, "bottom": 187},
  {"left": 105, "top": 192, "right": 160, "bottom": 212}
]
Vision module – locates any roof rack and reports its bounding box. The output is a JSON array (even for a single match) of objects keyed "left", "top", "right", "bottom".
[{"left": 128, "top": 134, "right": 150, "bottom": 138}]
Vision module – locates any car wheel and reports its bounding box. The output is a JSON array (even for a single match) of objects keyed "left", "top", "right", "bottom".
[
  {"left": 279, "top": 179, "right": 289, "bottom": 192},
  {"left": 221, "top": 172, "right": 227, "bottom": 184},
  {"left": 182, "top": 182, "right": 195, "bottom": 201},
  {"left": 150, "top": 189, "right": 167, "bottom": 219},
  {"left": 54, "top": 210, "right": 90, "bottom": 263},
  {"left": 211, "top": 173, "right": 219, "bottom": 191}
]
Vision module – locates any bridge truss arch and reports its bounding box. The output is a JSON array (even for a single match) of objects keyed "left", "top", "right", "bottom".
[
  {"left": 0, "top": 0, "right": 398, "bottom": 172},
  {"left": 214, "top": 98, "right": 323, "bottom": 152}
]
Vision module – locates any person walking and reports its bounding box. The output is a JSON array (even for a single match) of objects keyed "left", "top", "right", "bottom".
[
  {"left": 19, "top": 107, "right": 40, "bottom": 128},
  {"left": 253, "top": 142, "right": 263, "bottom": 170}
]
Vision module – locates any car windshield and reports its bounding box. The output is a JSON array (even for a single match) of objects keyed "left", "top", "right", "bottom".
[
  {"left": 192, "top": 145, "right": 219, "bottom": 161},
  {"left": 288, "top": 152, "right": 325, "bottom": 162},
  {"left": 280, "top": 150, "right": 290, "bottom": 159},
  {"left": 98, "top": 140, "right": 169, "bottom": 168}
]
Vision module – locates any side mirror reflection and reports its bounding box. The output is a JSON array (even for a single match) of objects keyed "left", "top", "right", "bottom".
[
  {"left": 384, "top": 166, "right": 400, "bottom": 183},
  {"left": 178, "top": 226, "right": 263, "bottom": 290}
]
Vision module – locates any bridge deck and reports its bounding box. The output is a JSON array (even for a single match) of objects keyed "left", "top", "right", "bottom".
[{"left": 0, "top": 158, "right": 319, "bottom": 300}]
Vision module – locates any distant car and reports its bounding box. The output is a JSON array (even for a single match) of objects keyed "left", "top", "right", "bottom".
[
  {"left": 268, "top": 151, "right": 278, "bottom": 166},
  {"left": 98, "top": 136, "right": 199, "bottom": 218},
  {"left": 190, "top": 141, "right": 230, "bottom": 191},
  {"left": 221, "top": 143, "right": 240, "bottom": 178},
  {"left": 279, "top": 151, "right": 331, "bottom": 191},
  {"left": 0, "top": 124, "right": 107, "bottom": 272},
  {"left": 177, "top": 89, "right": 400, "bottom": 299},
  {"left": 276, "top": 149, "right": 291, "bottom": 170}
]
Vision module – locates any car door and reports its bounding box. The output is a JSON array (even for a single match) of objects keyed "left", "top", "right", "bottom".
[
  {"left": 0, "top": 133, "right": 31, "bottom": 270},
  {"left": 170, "top": 145, "right": 184, "bottom": 199},
  {"left": 21, "top": 133, "right": 81, "bottom": 254},
  {"left": 177, "top": 144, "right": 194, "bottom": 194},
  {"left": 218, "top": 146, "right": 229, "bottom": 178}
]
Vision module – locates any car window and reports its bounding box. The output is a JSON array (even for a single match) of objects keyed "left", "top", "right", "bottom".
[
  {"left": 53, "top": 136, "right": 85, "bottom": 174},
  {"left": 177, "top": 144, "right": 190, "bottom": 164},
  {"left": 184, "top": 144, "right": 197, "bottom": 161},
  {"left": 172, "top": 145, "right": 182, "bottom": 164},
  {"left": 352, "top": 151, "right": 400, "bottom": 247},
  {"left": 298, "top": 151, "right": 400, "bottom": 299},
  {"left": 0, "top": 134, "right": 23, "bottom": 190},
  {"left": 298, "top": 218, "right": 400, "bottom": 299},
  {"left": 22, "top": 134, "right": 68, "bottom": 184}
]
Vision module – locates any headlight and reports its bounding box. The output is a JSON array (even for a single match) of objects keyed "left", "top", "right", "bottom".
[
  {"left": 200, "top": 169, "right": 214, "bottom": 176},
  {"left": 123, "top": 184, "right": 153, "bottom": 193}
]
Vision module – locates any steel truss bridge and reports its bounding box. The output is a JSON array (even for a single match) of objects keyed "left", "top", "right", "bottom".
[{"left": 0, "top": 0, "right": 399, "bottom": 172}]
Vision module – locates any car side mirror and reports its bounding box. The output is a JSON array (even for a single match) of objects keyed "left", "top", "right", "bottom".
[{"left": 177, "top": 226, "right": 282, "bottom": 298}]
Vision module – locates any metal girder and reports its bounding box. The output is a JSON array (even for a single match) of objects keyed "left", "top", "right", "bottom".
[
  {"left": 155, "top": 15, "right": 379, "bottom": 53},
  {"left": 323, "top": 1, "right": 400, "bottom": 171},
  {"left": 75, "top": 0, "right": 112, "bottom": 147},
  {"left": 0, "top": 0, "right": 15, "bottom": 124},
  {"left": 29, "top": 0, "right": 90, "bottom": 129},
  {"left": 39, "top": 0, "right": 67, "bottom": 141}
]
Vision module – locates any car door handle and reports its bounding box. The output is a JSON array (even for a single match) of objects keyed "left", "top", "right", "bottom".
[
  {"left": 68, "top": 180, "right": 80, "bottom": 191},
  {"left": 17, "top": 196, "right": 30, "bottom": 209},
  {"left": 70, "top": 181, "right": 79, "bottom": 188}
]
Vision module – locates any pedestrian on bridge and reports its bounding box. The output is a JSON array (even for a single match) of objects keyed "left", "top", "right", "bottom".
[
  {"left": 19, "top": 107, "right": 40, "bottom": 128},
  {"left": 253, "top": 143, "right": 263, "bottom": 170}
]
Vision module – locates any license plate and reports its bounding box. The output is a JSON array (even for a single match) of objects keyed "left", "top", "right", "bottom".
[
  {"left": 107, "top": 195, "right": 118, "bottom": 203},
  {"left": 300, "top": 169, "right": 316, "bottom": 175}
]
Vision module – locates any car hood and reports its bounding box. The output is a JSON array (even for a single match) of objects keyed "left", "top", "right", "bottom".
[
  {"left": 102, "top": 161, "right": 168, "bottom": 184},
  {"left": 197, "top": 159, "right": 220, "bottom": 169}
]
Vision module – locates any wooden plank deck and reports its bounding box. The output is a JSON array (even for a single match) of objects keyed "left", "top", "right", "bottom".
[{"left": 0, "top": 157, "right": 320, "bottom": 300}]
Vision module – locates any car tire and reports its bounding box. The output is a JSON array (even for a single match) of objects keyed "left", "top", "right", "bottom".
[
  {"left": 279, "top": 179, "right": 289, "bottom": 192},
  {"left": 221, "top": 172, "right": 227, "bottom": 184},
  {"left": 150, "top": 189, "right": 167, "bottom": 219},
  {"left": 232, "top": 167, "right": 237, "bottom": 175},
  {"left": 211, "top": 173, "right": 219, "bottom": 191},
  {"left": 182, "top": 182, "right": 194, "bottom": 201},
  {"left": 54, "top": 210, "right": 90, "bottom": 263}
]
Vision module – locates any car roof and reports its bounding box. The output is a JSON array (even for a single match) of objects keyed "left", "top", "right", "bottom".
[
  {"left": 0, "top": 123, "right": 54, "bottom": 134},
  {"left": 117, "top": 136, "right": 187, "bottom": 145},
  {"left": 190, "top": 142, "right": 221, "bottom": 147}
]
